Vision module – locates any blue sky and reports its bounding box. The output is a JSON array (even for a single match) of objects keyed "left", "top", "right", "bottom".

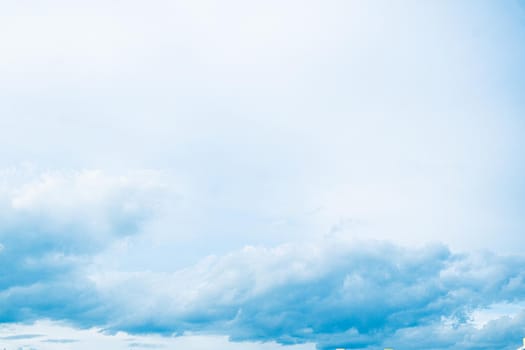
[{"left": 1, "top": 1, "right": 525, "bottom": 349}]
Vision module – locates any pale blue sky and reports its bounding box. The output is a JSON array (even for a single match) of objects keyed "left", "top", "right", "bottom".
[{"left": 1, "top": 1, "right": 525, "bottom": 349}]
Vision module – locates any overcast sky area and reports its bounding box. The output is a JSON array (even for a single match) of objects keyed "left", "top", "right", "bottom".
[{"left": 1, "top": 1, "right": 525, "bottom": 349}]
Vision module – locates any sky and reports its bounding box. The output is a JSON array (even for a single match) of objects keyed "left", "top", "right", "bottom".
[{"left": 1, "top": 1, "right": 525, "bottom": 349}]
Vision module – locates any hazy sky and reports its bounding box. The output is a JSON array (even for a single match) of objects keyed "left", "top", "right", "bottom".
[{"left": 1, "top": 1, "right": 525, "bottom": 349}]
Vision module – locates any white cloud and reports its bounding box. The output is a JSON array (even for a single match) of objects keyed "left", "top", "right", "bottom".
[
  {"left": 0, "top": 167, "right": 173, "bottom": 241},
  {"left": 86, "top": 239, "right": 525, "bottom": 349},
  {"left": 0, "top": 167, "right": 177, "bottom": 325}
]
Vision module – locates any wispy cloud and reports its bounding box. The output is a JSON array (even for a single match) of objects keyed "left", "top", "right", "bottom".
[
  {"left": 42, "top": 338, "right": 78, "bottom": 343},
  {"left": 0, "top": 334, "right": 42, "bottom": 340}
]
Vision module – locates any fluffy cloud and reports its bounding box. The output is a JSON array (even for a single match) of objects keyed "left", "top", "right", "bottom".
[
  {"left": 0, "top": 168, "right": 172, "bottom": 324},
  {"left": 92, "top": 241, "right": 525, "bottom": 349},
  {"left": 2, "top": 168, "right": 168, "bottom": 242}
]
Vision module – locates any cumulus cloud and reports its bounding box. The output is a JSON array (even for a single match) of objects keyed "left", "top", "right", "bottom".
[
  {"left": 0, "top": 167, "right": 173, "bottom": 324},
  {"left": 383, "top": 310, "right": 525, "bottom": 350},
  {"left": 1, "top": 168, "right": 168, "bottom": 243},
  {"left": 90, "top": 240, "right": 525, "bottom": 349}
]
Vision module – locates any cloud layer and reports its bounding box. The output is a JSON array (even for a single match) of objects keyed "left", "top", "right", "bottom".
[
  {"left": 1, "top": 1, "right": 525, "bottom": 349},
  {"left": 2, "top": 176, "right": 524, "bottom": 350}
]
